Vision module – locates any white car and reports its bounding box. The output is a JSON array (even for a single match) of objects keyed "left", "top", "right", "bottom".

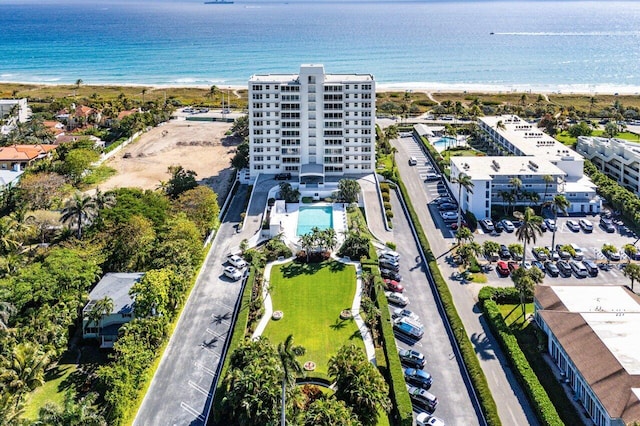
[
  {"left": 416, "top": 412, "right": 446, "bottom": 426},
  {"left": 223, "top": 266, "right": 243, "bottom": 281},
  {"left": 227, "top": 254, "right": 247, "bottom": 269},
  {"left": 579, "top": 218, "right": 593, "bottom": 232},
  {"left": 392, "top": 308, "right": 421, "bottom": 323},
  {"left": 441, "top": 211, "right": 458, "bottom": 221},
  {"left": 379, "top": 250, "right": 400, "bottom": 262},
  {"left": 566, "top": 219, "right": 580, "bottom": 232},
  {"left": 385, "top": 291, "right": 409, "bottom": 307},
  {"left": 500, "top": 219, "right": 515, "bottom": 232}
]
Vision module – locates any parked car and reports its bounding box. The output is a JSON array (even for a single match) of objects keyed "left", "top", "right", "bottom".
[
  {"left": 227, "top": 254, "right": 247, "bottom": 269},
  {"left": 223, "top": 266, "right": 243, "bottom": 281},
  {"left": 441, "top": 211, "right": 458, "bottom": 222},
  {"left": 449, "top": 220, "right": 467, "bottom": 230},
  {"left": 384, "top": 279, "right": 404, "bottom": 293},
  {"left": 424, "top": 173, "right": 441, "bottom": 181},
  {"left": 532, "top": 260, "right": 545, "bottom": 273},
  {"left": 532, "top": 247, "right": 548, "bottom": 261},
  {"left": 416, "top": 413, "right": 446, "bottom": 426},
  {"left": 544, "top": 218, "right": 557, "bottom": 231},
  {"left": 499, "top": 244, "right": 511, "bottom": 259},
  {"left": 486, "top": 252, "right": 499, "bottom": 262},
  {"left": 496, "top": 260, "right": 510, "bottom": 276},
  {"left": 544, "top": 261, "right": 560, "bottom": 277},
  {"left": 393, "top": 318, "right": 423, "bottom": 339},
  {"left": 508, "top": 261, "right": 520, "bottom": 273},
  {"left": 435, "top": 197, "right": 454, "bottom": 205},
  {"left": 509, "top": 248, "right": 523, "bottom": 261},
  {"left": 409, "top": 156, "right": 418, "bottom": 166},
  {"left": 554, "top": 244, "right": 572, "bottom": 260},
  {"left": 479, "top": 219, "right": 495, "bottom": 233},
  {"left": 380, "top": 250, "right": 400, "bottom": 262},
  {"left": 407, "top": 385, "right": 438, "bottom": 412},
  {"left": 274, "top": 172, "right": 291, "bottom": 180},
  {"left": 398, "top": 349, "right": 426, "bottom": 369},
  {"left": 582, "top": 260, "right": 599, "bottom": 276},
  {"left": 557, "top": 260, "right": 572, "bottom": 276},
  {"left": 604, "top": 250, "right": 621, "bottom": 261},
  {"left": 500, "top": 219, "right": 515, "bottom": 232},
  {"left": 579, "top": 219, "right": 594, "bottom": 232},
  {"left": 522, "top": 262, "right": 532, "bottom": 270},
  {"left": 379, "top": 259, "right": 400, "bottom": 272},
  {"left": 570, "top": 260, "right": 588, "bottom": 278},
  {"left": 545, "top": 246, "right": 560, "bottom": 261},
  {"left": 438, "top": 203, "right": 457, "bottom": 211},
  {"left": 570, "top": 243, "right": 584, "bottom": 261},
  {"left": 495, "top": 221, "right": 505, "bottom": 233},
  {"left": 404, "top": 368, "right": 433, "bottom": 390},
  {"left": 381, "top": 269, "right": 402, "bottom": 281},
  {"left": 392, "top": 308, "right": 421, "bottom": 323},
  {"left": 600, "top": 217, "right": 616, "bottom": 233},
  {"left": 385, "top": 291, "right": 409, "bottom": 307},
  {"left": 566, "top": 220, "right": 580, "bottom": 232}
]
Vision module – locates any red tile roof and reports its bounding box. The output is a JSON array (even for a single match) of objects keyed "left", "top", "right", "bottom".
[{"left": 0, "top": 144, "right": 57, "bottom": 162}]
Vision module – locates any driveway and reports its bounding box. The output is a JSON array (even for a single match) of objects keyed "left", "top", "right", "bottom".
[
  {"left": 134, "top": 185, "right": 253, "bottom": 426},
  {"left": 386, "top": 191, "right": 481, "bottom": 425},
  {"left": 391, "top": 136, "right": 539, "bottom": 426}
]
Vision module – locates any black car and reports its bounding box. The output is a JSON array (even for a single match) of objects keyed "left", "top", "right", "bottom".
[
  {"left": 544, "top": 261, "right": 560, "bottom": 277},
  {"left": 436, "top": 197, "right": 454, "bottom": 205},
  {"left": 600, "top": 217, "right": 616, "bottom": 233},
  {"left": 404, "top": 368, "right": 433, "bottom": 390},
  {"left": 557, "top": 260, "right": 572, "bottom": 276},
  {"left": 495, "top": 221, "right": 505, "bottom": 233},
  {"left": 398, "top": 349, "right": 426, "bottom": 369},
  {"left": 275, "top": 172, "right": 291, "bottom": 180},
  {"left": 379, "top": 259, "right": 400, "bottom": 272},
  {"left": 438, "top": 203, "right": 458, "bottom": 211},
  {"left": 499, "top": 244, "right": 511, "bottom": 260},
  {"left": 381, "top": 269, "right": 402, "bottom": 281},
  {"left": 582, "top": 260, "right": 599, "bottom": 276}
]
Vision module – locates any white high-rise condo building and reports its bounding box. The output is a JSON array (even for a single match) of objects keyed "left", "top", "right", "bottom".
[{"left": 248, "top": 64, "right": 375, "bottom": 183}]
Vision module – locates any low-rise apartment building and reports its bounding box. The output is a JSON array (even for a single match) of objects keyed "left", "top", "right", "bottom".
[
  {"left": 576, "top": 135, "right": 640, "bottom": 195},
  {"left": 449, "top": 115, "right": 600, "bottom": 219},
  {"left": 535, "top": 285, "right": 640, "bottom": 426},
  {"left": 248, "top": 64, "right": 375, "bottom": 183}
]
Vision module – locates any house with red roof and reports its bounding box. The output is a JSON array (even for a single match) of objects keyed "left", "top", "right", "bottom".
[{"left": 0, "top": 144, "right": 57, "bottom": 171}]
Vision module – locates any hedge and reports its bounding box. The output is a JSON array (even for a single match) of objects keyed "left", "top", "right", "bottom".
[
  {"left": 481, "top": 300, "right": 563, "bottom": 426},
  {"left": 478, "top": 286, "right": 522, "bottom": 305},
  {"left": 375, "top": 277, "right": 414, "bottom": 426},
  {"left": 393, "top": 177, "right": 501, "bottom": 426}
]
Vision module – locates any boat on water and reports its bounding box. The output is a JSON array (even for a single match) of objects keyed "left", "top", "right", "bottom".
[{"left": 204, "top": 0, "right": 234, "bottom": 4}]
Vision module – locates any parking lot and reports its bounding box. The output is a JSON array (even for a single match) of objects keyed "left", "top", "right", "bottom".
[{"left": 472, "top": 214, "right": 639, "bottom": 287}]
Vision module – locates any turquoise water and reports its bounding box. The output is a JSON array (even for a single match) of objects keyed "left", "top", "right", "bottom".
[
  {"left": 432, "top": 137, "right": 458, "bottom": 150},
  {"left": 296, "top": 206, "right": 333, "bottom": 236},
  {"left": 1, "top": 1, "right": 640, "bottom": 91}
]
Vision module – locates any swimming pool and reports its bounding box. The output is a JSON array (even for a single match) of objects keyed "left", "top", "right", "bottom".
[
  {"left": 432, "top": 137, "right": 458, "bottom": 150},
  {"left": 296, "top": 206, "right": 333, "bottom": 236}
]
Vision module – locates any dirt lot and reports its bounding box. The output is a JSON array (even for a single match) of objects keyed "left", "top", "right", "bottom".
[{"left": 101, "top": 120, "right": 240, "bottom": 198}]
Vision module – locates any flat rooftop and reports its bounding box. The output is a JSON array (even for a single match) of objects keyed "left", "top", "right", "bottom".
[
  {"left": 480, "top": 115, "right": 583, "bottom": 162},
  {"left": 450, "top": 155, "right": 565, "bottom": 180},
  {"left": 546, "top": 285, "right": 640, "bottom": 375}
]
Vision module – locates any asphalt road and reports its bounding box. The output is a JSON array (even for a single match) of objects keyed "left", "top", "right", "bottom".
[
  {"left": 386, "top": 191, "right": 480, "bottom": 425},
  {"left": 391, "top": 136, "right": 539, "bottom": 426},
  {"left": 134, "top": 185, "right": 249, "bottom": 426}
]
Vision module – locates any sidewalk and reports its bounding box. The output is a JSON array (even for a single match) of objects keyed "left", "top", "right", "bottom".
[{"left": 359, "top": 173, "right": 393, "bottom": 243}]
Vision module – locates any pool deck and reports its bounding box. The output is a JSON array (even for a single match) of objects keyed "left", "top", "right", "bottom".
[{"left": 272, "top": 202, "right": 348, "bottom": 247}]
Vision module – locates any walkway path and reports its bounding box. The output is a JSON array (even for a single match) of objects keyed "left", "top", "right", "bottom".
[{"left": 359, "top": 173, "right": 393, "bottom": 243}]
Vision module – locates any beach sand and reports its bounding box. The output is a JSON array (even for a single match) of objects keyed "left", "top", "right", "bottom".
[{"left": 100, "top": 120, "right": 238, "bottom": 198}]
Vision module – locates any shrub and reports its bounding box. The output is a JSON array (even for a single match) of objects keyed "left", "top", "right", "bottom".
[
  {"left": 478, "top": 286, "right": 522, "bottom": 305},
  {"left": 382, "top": 192, "right": 391, "bottom": 202},
  {"left": 383, "top": 201, "right": 392, "bottom": 211},
  {"left": 385, "top": 209, "right": 394, "bottom": 219},
  {"left": 464, "top": 210, "right": 478, "bottom": 231},
  {"left": 385, "top": 241, "right": 397, "bottom": 250},
  {"left": 469, "top": 256, "right": 482, "bottom": 273}
]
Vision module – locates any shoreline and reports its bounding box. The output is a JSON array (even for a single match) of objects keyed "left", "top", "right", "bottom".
[{"left": 2, "top": 80, "right": 640, "bottom": 96}]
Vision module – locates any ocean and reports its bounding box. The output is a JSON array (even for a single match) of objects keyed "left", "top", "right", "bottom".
[{"left": 2, "top": 0, "right": 640, "bottom": 93}]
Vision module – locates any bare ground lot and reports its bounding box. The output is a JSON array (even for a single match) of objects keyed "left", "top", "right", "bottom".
[{"left": 101, "top": 120, "right": 240, "bottom": 198}]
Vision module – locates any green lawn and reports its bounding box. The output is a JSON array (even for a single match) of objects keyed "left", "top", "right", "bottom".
[
  {"left": 441, "top": 148, "right": 486, "bottom": 163},
  {"left": 263, "top": 261, "right": 364, "bottom": 379},
  {"left": 22, "top": 363, "right": 77, "bottom": 420},
  {"left": 556, "top": 130, "right": 640, "bottom": 147}
]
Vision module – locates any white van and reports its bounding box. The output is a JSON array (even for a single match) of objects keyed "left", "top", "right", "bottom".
[{"left": 408, "top": 157, "right": 418, "bottom": 166}]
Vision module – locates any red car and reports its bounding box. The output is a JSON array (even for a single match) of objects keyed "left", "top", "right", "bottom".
[
  {"left": 496, "top": 261, "right": 510, "bottom": 276},
  {"left": 508, "top": 261, "right": 520, "bottom": 273},
  {"left": 449, "top": 220, "right": 468, "bottom": 230},
  {"left": 384, "top": 279, "right": 405, "bottom": 293}
]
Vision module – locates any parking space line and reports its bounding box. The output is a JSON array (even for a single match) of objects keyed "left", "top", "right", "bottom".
[
  {"left": 180, "top": 402, "right": 205, "bottom": 421},
  {"left": 195, "top": 361, "right": 218, "bottom": 376},
  {"left": 188, "top": 380, "right": 212, "bottom": 397}
]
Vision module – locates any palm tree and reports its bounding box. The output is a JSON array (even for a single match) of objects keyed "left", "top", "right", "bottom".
[
  {"left": 588, "top": 96, "right": 597, "bottom": 120},
  {"left": 499, "top": 190, "right": 515, "bottom": 215},
  {"left": 37, "top": 390, "right": 106, "bottom": 426},
  {"left": 0, "top": 217, "right": 21, "bottom": 255},
  {"left": 85, "top": 296, "right": 114, "bottom": 336},
  {"left": 277, "top": 335, "right": 305, "bottom": 426},
  {"left": 509, "top": 177, "right": 522, "bottom": 208},
  {"left": 549, "top": 194, "right": 571, "bottom": 252},
  {"left": 93, "top": 187, "right": 116, "bottom": 225},
  {"left": 61, "top": 192, "right": 97, "bottom": 239},
  {"left": 542, "top": 174, "right": 554, "bottom": 203},
  {"left": 511, "top": 268, "right": 536, "bottom": 318},
  {"left": 74, "top": 79, "right": 83, "bottom": 97},
  {"left": 514, "top": 207, "right": 543, "bottom": 266},
  {"left": 141, "top": 88, "right": 148, "bottom": 108},
  {"left": 444, "top": 124, "right": 457, "bottom": 150},
  {"left": 455, "top": 226, "right": 473, "bottom": 246},
  {"left": 495, "top": 120, "right": 506, "bottom": 132},
  {"left": 451, "top": 172, "right": 474, "bottom": 229},
  {"left": 0, "top": 343, "right": 50, "bottom": 402},
  {"left": 623, "top": 263, "right": 640, "bottom": 292}
]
